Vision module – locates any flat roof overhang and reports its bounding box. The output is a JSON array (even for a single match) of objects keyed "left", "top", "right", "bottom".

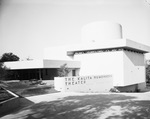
[
  {"left": 43, "top": 59, "right": 80, "bottom": 69},
  {"left": 67, "top": 39, "right": 150, "bottom": 56},
  {"left": 4, "top": 60, "right": 80, "bottom": 70}
]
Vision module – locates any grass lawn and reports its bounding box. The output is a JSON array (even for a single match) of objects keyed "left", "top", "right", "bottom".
[{"left": 1, "top": 80, "right": 59, "bottom": 97}]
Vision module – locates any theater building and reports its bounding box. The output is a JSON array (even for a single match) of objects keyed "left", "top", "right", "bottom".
[
  {"left": 5, "top": 21, "right": 150, "bottom": 92},
  {"left": 52, "top": 22, "right": 150, "bottom": 92}
]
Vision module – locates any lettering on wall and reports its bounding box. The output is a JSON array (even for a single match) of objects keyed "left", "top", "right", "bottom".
[{"left": 65, "top": 75, "right": 112, "bottom": 86}]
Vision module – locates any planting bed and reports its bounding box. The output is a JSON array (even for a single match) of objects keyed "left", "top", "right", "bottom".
[{"left": 0, "top": 88, "right": 15, "bottom": 102}]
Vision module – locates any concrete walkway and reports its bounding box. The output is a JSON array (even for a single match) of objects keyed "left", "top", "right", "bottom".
[{"left": 1, "top": 92, "right": 150, "bottom": 119}]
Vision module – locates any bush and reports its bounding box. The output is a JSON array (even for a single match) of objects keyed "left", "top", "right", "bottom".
[{"left": 57, "top": 64, "right": 71, "bottom": 77}]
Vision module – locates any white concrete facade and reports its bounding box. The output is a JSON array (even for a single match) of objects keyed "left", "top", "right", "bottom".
[
  {"left": 123, "top": 51, "right": 145, "bottom": 86},
  {"left": 51, "top": 22, "right": 150, "bottom": 92},
  {"left": 81, "top": 21, "right": 122, "bottom": 43},
  {"left": 44, "top": 39, "right": 150, "bottom": 60},
  {"left": 4, "top": 60, "right": 80, "bottom": 70},
  {"left": 55, "top": 75, "right": 113, "bottom": 92},
  {"left": 73, "top": 50, "right": 146, "bottom": 87},
  {"left": 54, "top": 49, "right": 146, "bottom": 92}
]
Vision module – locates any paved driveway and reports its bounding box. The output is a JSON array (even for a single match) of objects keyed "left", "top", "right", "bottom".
[{"left": 1, "top": 92, "right": 150, "bottom": 119}]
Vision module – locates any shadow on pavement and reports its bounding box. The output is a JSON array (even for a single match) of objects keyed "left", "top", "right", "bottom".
[
  {"left": 1, "top": 93, "right": 150, "bottom": 119},
  {"left": 0, "top": 96, "right": 34, "bottom": 118}
]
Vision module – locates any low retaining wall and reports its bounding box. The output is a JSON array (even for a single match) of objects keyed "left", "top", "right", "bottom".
[{"left": 54, "top": 75, "right": 113, "bottom": 93}]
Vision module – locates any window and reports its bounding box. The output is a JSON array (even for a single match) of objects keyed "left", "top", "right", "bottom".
[{"left": 72, "top": 70, "right": 76, "bottom": 76}]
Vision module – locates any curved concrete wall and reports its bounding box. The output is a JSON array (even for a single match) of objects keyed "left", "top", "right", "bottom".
[{"left": 81, "top": 21, "right": 122, "bottom": 43}]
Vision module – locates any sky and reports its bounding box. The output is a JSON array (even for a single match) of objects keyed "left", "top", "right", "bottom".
[{"left": 0, "top": 0, "right": 150, "bottom": 60}]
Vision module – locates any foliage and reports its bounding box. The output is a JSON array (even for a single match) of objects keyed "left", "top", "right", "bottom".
[
  {"left": 0, "top": 63, "right": 13, "bottom": 80},
  {"left": 57, "top": 64, "right": 71, "bottom": 77},
  {"left": 146, "top": 65, "right": 150, "bottom": 83},
  {"left": 0, "top": 52, "right": 20, "bottom": 80},
  {"left": 0, "top": 52, "right": 19, "bottom": 62},
  {"left": 0, "top": 63, "right": 8, "bottom": 80}
]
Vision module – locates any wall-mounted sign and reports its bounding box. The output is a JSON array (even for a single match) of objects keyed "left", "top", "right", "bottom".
[
  {"left": 54, "top": 74, "right": 113, "bottom": 92},
  {"left": 65, "top": 75, "right": 112, "bottom": 86}
]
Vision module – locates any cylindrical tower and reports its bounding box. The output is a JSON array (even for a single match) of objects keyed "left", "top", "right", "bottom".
[{"left": 81, "top": 21, "right": 122, "bottom": 43}]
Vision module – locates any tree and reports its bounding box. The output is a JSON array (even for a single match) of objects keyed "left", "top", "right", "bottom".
[
  {"left": 57, "top": 64, "right": 71, "bottom": 77},
  {"left": 0, "top": 63, "right": 8, "bottom": 80},
  {"left": 0, "top": 52, "right": 19, "bottom": 80},
  {"left": 0, "top": 52, "right": 20, "bottom": 62}
]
